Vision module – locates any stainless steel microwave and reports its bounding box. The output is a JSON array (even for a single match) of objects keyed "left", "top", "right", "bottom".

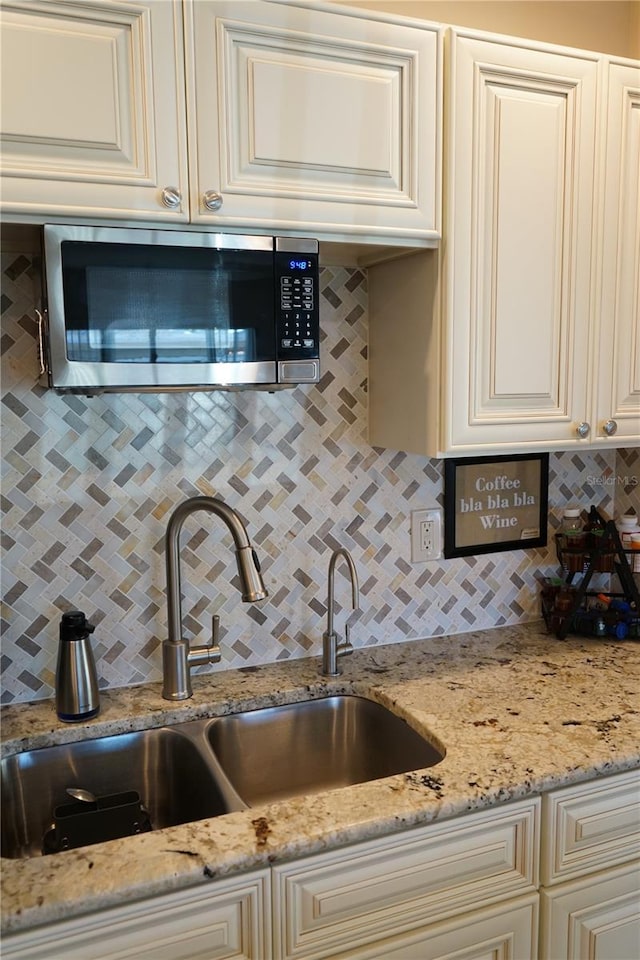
[{"left": 40, "top": 225, "right": 320, "bottom": 394}]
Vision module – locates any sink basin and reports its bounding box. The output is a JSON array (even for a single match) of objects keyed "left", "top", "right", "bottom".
[
  {"left": 0, "top": 726, "right": 238, "bottom": 859},
  {"left": 1, "top": 695, "right": 445, "bottom": 858},
  {"left": 206, "top": 695, "right": 445, "bottom": 805}
]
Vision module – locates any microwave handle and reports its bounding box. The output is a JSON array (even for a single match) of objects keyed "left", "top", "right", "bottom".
[{"left": 35, "top": 308, "right": 47, "bottom": 376}]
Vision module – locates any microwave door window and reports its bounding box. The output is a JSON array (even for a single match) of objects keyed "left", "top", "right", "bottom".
[
  {"left": 81, "top": 266, "right": 236, "bottom": 364},
  {"left": 61, "top": 243, "right": 274, "bottom": 365}
]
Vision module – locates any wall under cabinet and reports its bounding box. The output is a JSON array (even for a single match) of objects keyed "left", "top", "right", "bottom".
[{"left": 1, "top": 247, "right": 637, "bottom": 704}]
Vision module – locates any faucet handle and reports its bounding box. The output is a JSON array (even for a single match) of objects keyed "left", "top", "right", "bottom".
[{"left": 185, "top": 615, "right": 221, "bottom": 669}]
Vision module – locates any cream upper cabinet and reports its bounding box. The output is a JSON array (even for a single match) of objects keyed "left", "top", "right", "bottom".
[
  {"left": 593, "top": 58, "right": 640, "bottom": 446},
  {"left": 369, "top": 29, "right": 640, "bottom": 456},
  {"left": 443, "top": 31, "right": 598, "bottom": 452},
  {"left": 184, "top": 0, "right": 441, "bottom": 242},
  {"left": 0, "top": 0, "right": 189, "bottom": 221},
  {"left": 0, "top": 0, "right": 442, "bottom": 244}
]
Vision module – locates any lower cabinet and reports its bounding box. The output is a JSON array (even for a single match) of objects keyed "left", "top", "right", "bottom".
[
  {"left": 540, "top": 863, "right": 640, "bottom": 960},
  {"left": 2, "top": 800, "right": 539, "bottom": 960},
  {"left": 1, "top": 870, "right": 272, "bottom": 960},
  {"left": 272, "top": 799, "right": 539, "bottom": 959},
  {"left": 538, "top": 769, "right": 640, "bottom": 960}
]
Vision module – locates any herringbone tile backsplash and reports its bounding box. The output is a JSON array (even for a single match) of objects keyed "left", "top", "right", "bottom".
[{"left": 1, "top": 247, "right": 636, "bottom": 703}]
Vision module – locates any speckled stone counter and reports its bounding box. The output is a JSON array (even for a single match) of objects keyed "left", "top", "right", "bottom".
[{"left": 2, "top": 621, "right": 639, "bottom": 934}]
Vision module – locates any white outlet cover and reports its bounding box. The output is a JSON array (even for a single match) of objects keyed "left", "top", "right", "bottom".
[{"left": 410, "top": 509, "right": 443, "bottom": 562}]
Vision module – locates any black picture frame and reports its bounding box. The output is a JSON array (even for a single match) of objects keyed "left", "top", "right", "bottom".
[{"left": 444, "top": 453, "right": 549, "bottom": 559}]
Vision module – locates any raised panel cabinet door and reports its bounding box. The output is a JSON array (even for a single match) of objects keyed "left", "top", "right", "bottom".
[
  {"left": 185, "top": 0, "right": 441, "bottom": 242},
  {"left": 318, "top": 895, "right": 539, "bottom": 960},
  {"left": 0, "top": 0, "right": 188, "bottom": 220},
  {"left": 540, "top": 768, "right": 640, "bottom": 886},
  {"left": 1, "top": 869, "right": 272, "bottom": 960},
  {"left": 272, "top": 799, "right": 539, "bottom": 960},
  {"left": 594, "top": 58, "right": 640, "bottom": 445},
  {"left": 444, "top": 30, "right": 599, "bottom": 452},
  {"left": 540, "top": 862, "right": 640, "bottom": 960}
]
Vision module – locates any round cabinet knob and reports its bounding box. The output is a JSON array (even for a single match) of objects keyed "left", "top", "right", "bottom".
[
  {"left": 202, "top": 190, "right": 223, "bottom": 211},
  {"left": 602, "top": 418, "right": 618, "bottom": 437},
  {"left": 161, "top": 186, "right": 182, "bottom": 209},
  {"left": 576, "top": 421, "right": 591, "bottom": 438}
]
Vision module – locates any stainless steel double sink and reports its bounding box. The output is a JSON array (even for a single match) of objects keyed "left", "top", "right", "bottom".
[{"left": 1, "top": 695, "right": 445, "bottom": 859}]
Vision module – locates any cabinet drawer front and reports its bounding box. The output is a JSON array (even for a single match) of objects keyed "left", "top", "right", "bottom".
[
  {"left": 540, "top": 861, "right": 640, "bottom": 960},
  {"left": 2, "top": 870, "right": 272, "bottom": 960},
  {"left": 273, "top": 799, "right": 539, "bottom": 960},
  {"left": 541, "top": 769, "right": 640, "bottom": 885}
]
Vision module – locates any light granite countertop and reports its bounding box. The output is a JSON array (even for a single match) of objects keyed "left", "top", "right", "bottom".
[{"left": 2, "top": 620, "right": 639, "bottom": 935}]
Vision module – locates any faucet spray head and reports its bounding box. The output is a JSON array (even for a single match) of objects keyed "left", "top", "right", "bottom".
[{"left": 236, "top": 546, "right": 268, "bottom": 602}]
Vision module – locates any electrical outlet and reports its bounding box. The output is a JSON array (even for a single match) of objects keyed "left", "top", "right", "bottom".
[{"left": 410, "top": 509, "right": 443, "bottom": 562}]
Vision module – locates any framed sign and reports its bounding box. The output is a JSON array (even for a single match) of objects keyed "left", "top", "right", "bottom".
[{"left": 444, "top": 453, "right": 549, "bottom": 558}]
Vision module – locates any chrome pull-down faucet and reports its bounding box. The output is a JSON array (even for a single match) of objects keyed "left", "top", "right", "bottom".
[
  {"left": 322, "top": 548, "right": 359, "bottom": 676},
  {"left": 162, "top": 496, "right": 267, "bottom": 701}
]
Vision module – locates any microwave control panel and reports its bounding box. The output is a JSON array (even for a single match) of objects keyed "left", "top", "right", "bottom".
[{"left": 275, "top": 251, "right": 319, "bottom": 361}]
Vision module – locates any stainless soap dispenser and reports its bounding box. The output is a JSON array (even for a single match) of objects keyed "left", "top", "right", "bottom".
[{"left": 56, "top": 610, "right": 100, "bottom": 722}]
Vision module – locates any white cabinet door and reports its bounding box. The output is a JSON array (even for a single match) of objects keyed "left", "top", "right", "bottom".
[
  {"left": 539, "top": 771, "right": 640, "bottom": 960},
  {"left": 443, "top": 30, "right": 599, "bottom": 452},
  {"left": 593, "top": 58, "right": 640, "bottom": 446},
  {"left": 540, "top": 768, "right": 640, "bottom": 887},
  {"left": 369, "top": 29, "right": 609, "bottom": 457},
  {"left": 184, "top": 0, "right": 441, "bottom": 243},
  {"left": 345, "top": 895, "right": 538, "bottom": 960},
  {"left": 1, "top": 870, "right": 272, "bottom": 960},
  {"left": 272, "top": 799, "right": 539, "bottom": 960},
  {"left": 1, "top": 0, "right": 441, "bottom": 243},
  {"left": 540, "top": 862, "right": 640, "bottom": 960},
  {"left": 0, "top": 0, "right": 188, "bottom": 221}
]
